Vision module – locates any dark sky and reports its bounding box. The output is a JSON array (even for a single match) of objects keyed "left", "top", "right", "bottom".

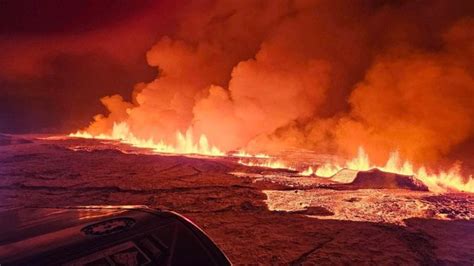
[
  {"left": 0, "top": 0, "right": 178, "bottom": 133},
  {"left": 0, "top": 0, "right": 472, "bottom": 138}
]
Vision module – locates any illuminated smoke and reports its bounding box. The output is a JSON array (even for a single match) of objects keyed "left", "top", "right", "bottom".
[{"left": 78, "top": 1, "right": 473, "bottom": 167}]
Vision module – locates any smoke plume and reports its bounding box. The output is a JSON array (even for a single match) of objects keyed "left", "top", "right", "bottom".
[{"left": 81, "top": 0, "right": 474, "bottom": 165}]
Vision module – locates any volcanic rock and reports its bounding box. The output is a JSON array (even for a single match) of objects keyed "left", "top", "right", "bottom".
[
  {"left": 329, "top": 168, "right": 359, "bottom": 183},
  {"left": 350, "top": 168, "right": 429, "bottom": 191},
  {"left": 293, "top": 206, "right": 335, "bottom": 216},
  {"left": 2, "top": 135, "right": 473, "bottom": 264},
  {"left": 0, "top": 134, "right": 32, "bottom": 146}
]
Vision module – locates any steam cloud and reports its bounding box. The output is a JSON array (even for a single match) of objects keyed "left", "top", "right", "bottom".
[{"left": 83, "top": 0, "right": 474, "bottom": 166}]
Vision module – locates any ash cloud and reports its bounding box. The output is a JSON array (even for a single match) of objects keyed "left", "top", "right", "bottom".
[{"left": 82, "top": 0, "right": 473, "bottom": 165}]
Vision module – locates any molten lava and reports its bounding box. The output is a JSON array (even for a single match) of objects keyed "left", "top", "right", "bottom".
[
  {"left": 70, "top": 122, "right": 271, "bottom": 159},
  {"left": 237, "top": 159, "right": 293, "bottom": 170},
  {"left": 70, "top": 123, "right": 473, "bottom": 194},
  {"left": 313, "top": 148, "right": 474, "bottom": 193},
  {"left": 70, "top": 122, "right": 224, "bottom": 156}
]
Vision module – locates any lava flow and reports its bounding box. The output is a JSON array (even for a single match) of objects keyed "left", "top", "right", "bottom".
[
  {"left": 70, "top": 124, "right": 473, "bottom": 193},
  {"left": 311, "top": 148, "right": 474, "bottom": 193},
  {"left": 70, "top": 121, "right": 224, "bottom": 156},
  {"left": 70, "top": 121, "right": 292, "bottom": 170}
]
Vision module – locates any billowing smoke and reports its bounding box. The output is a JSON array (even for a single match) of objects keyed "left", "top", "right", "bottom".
[{"left": 81, "top": 0, "right": 474, "bottom": 166}]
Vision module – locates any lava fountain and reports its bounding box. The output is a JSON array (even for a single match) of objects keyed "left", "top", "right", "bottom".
[
  {"left": 66, "top": 6, "right": 474, "bottom": 195},
  {"left": 70, "top": 122, "right": 224, "bottom": 156},
  {"left": 312, "top": 147, "right": 474, "bottom": 193},
  {"left": 70, "top": 123, "right": 473, "bottom": 193}
]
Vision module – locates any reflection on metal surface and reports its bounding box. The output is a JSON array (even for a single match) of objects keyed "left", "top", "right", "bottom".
[
  {"left": 0, "top": 206, "right": 231, "bottom": 265},
  {"left": 81, "top": 218, "right": 136, "bottom": 236},
  {"left": 78, "top": 210, "right": 123, "bottom": 220}
]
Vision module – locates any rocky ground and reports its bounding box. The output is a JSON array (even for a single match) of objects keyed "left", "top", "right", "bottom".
[{"left": 0, "top": 134, "right": 473, "bottom": 264}]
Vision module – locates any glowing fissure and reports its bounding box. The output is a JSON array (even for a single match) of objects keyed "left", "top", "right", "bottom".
[
  {"left": 70, "top": 122, "right": 224, "bottom": 156},
  {"left": 70, "top": 124, "right": 472, "bottom": 193},
  {"left": 237, "top": 159, "right": 294, "bottom": 170},
  {"left": 312, "top": 147, "right": 474, "bottom": 193},
  {"left": 69, "top": 122, "right": 273, "bottom": 159},
  {"left": 232, "top": 151, "right": 271, "bottom": 159},
  {"left": 300, "top": 166, "right": 314, "bottom": 176}
]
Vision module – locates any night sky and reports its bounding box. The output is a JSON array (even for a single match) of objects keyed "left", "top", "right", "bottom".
[
  {"left": 1, "top": 0, "right": 472, "bottom": 148},
  {"left": 0, "top": 0, "right": 177, "bottom": 133}
]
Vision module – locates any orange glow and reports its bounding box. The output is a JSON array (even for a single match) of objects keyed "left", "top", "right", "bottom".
[
  {"left": 70, "top": 123, "right": 473, "bottom": 193},
  {"left": 232, "top": 150, "right": 271, "bottom": 159},
  {"left": 314, "top": 147, "right": 474, "bottom": 193},
  {"left": 299, "top": 166, "right": 314, "bottom": 176},
  {"left": 70, "top": 122, "right": 224, "bottom": 156},
  {"left": 237, "top": 159, "right": 294, "bottom": 170}
]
